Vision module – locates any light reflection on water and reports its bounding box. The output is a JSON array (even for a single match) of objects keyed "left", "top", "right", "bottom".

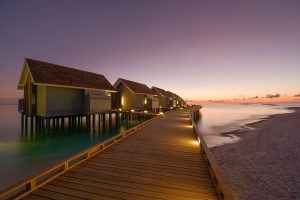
[
  {"left": 196, "top": 103, "right": 300, "bottom": 148},
  {"left": 0, "top": 104, "right": 145, "bottom": 191}
]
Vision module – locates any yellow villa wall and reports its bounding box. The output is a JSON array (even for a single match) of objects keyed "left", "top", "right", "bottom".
[{"left": 37, "top": 85, "right": 46, "bottom": 116}]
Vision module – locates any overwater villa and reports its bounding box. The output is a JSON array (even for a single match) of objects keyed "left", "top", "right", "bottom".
[
  {"left": 151, "top": 86, "right": 174, "bottom": 110},
  {"left": 173, "top": 93, "right": 185, "bottom": 107},
  {"left": 113, "top": 78, "right": 159, "bottom": 111},
  {"left": 166, "top": 91, "right": 182, "bottom": 108},
  {"left": 17, "top": 58, "right": 116, "bottom": 117}
]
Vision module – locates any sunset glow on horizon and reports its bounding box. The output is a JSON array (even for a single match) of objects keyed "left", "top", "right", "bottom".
[{"left": 0, "top": 0, "right": 299, "bottom": 102}]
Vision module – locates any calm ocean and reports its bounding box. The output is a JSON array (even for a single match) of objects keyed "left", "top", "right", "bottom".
[
  {"left": 0, "top": 103, "right": 299, "bottom": 191},
  {"left": 196, "top": 103, "right": 300, "bottom": 147},
  {"left": 0, "top": 104, "right": 143, "bottom": 191}
]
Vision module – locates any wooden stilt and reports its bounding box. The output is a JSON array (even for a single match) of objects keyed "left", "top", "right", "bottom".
[
  {"left": 92, "top": 114, "right": 95, "bottom": 130},
  {"left": 46, "top": 118, "right": 50, "bottom": 130},
  {"left": 61, "top": 118, "right": 65, "bottom": 129},
  {"left": 25, "top": 115, "right": 28, "bottom": 133},
  {"left": 109, "top": 113, "right": 112, "bottom": 128},
  {"left": 116, "top": 113, "right": 119, "bottom": 127},
  {"left": 86, "top": 115, "right": 90, "bottom": 131},
  {"left": 98, "top": 114, "right": 101, "bottom": 129},
  {"left": 56, "top": 118, "right": 60, "bottom": 129},
  {"left": 30, "top": 116, "right": 34, "bottom": 133},
  {"left": 21, "top": 113, "right": 24, "bottom": 132}
]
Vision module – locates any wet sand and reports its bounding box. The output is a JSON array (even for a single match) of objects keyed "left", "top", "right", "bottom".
[{"left": 211, "top": 107, "right": 300, "bottom": 200}]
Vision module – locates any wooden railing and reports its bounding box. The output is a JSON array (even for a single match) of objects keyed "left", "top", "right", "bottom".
[
  {"left": 0, "top": 114, "right": 160, "bottom": 200},
  {"left": 189, "top": 106, "right": 236, "bottom": 200}
]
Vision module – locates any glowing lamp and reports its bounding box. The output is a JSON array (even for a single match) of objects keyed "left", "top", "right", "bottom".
[{"left": 121, "top": 96, "right": 124, "bottom": 106}]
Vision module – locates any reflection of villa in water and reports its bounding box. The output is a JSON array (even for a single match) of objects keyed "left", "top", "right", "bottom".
[{"left": 16, "top": 58, "right": 186, "bottom": 133}]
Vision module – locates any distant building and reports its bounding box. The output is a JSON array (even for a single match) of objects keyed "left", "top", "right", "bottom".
[
  {"left": 166, "top": 91, "right": 177, "bottom": 108},
  {"left": 17, "top": 58, "right": 116, "bottom": 117},
  {"left": 166, "top": 91, "right": 185, "bottom": 108},
  {"left": 113, "top": 78, "right": 159, "bottom": 111},
  {"left": 151, "top": 87, "right": 174, "bottom": 109},
  {"left": 172, "top": 93, "right": 185, "bottom": 107}
]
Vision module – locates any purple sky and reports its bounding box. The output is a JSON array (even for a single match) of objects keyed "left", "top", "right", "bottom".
[{"left": 0, "top": 0, "right": 300, "bottom": 101}]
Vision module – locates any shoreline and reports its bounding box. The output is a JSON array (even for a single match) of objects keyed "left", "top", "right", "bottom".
[
  {"left": 210, "top": 107, "right": 300, "bottom": 200},
  {"left": 220, "top": 106, "right": 297, "bottom": 139}
]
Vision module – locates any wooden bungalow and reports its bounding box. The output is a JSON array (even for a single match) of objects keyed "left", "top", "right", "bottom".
[
  {"left": 166, "top": 91, "right": 177, "bottom": 108},
  {"left": 113, "top": 78, "right": 159, "bottom": 111},
  {"left": 17, "top": 58, "right": 116, "bottom": 117},
  {"left": 151, "top": 87, "right": 174, "bottom": 109},
  {"left": 172, "top": 93, "right": 185, "bottom": 107}
]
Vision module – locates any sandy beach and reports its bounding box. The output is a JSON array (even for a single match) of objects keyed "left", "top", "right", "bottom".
[{"left": 211, "top": 107, "right": 300, "bottom": 200}]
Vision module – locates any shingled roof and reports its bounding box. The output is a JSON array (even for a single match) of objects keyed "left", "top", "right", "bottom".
[
  {"left": 21, "top": 58, "right": 115, "bottom": 91},
  {"left": 173, "top": 93, "right": 183, "bottom": 100},
  {"left": 152, "top": 87, "right": 173, "bottom": 98},
  {"left": 166, "top": 91, "right": 179, "bottom": 99},
  {"left": 115, "top": 78, "right": 156, "bottom": 95}
]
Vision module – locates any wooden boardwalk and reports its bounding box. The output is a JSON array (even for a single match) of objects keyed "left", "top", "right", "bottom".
[{"left": 22, "top": 108, "right": 218, "bottom": 200}]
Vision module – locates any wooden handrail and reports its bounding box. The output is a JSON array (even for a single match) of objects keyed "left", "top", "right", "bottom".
[
  {"left": 0, "top": 115, "right": 160, "bottom": 200},
  {"left": 189, "top": 106, "right": 236, "bottom": 200}
]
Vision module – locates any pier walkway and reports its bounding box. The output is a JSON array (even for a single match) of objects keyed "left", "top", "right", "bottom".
[{"left": 22, "top": 108, "right": 218, "bottom": 200}]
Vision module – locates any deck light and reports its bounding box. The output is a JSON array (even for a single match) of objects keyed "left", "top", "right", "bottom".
[
  {"left": 159, "top": 112, "right": 164, "bottom": 115},
  {"left": 118, "top": 108, "right": 122, "bottom": 111},
  {"left": 143, "top": 110, "right": 148, "bottom": 113},
  {"left": 191, "top": 140, "right": 199, "bottom": 146},
  {"left": 131, "top": 109, "right": 135, "bottom": 112}
]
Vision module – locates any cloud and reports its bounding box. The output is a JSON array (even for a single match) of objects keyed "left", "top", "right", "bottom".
[
  {"left": 266, "top": 93, "right": 280, "bottom": 99},
  {"left": 294, "top": 93, "right": 300, "bottom": 97},
  {"left": 208, "top": 100, "right": 224, "bottom": 103},
  {"left": 248, "top": 96, "right": 258, "bottom": 100}
]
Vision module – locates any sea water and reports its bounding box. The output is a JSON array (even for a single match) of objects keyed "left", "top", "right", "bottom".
[
  {"left": 0, "top": 104, "right": 144, "bottom": 191},
  {"left": 196, "top": 103, "right": 300, "bottom": 148}
]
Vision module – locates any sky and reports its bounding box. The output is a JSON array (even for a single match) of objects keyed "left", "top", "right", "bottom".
[{"left": 0, "top": 0, "right": 300, "bottom": 102}]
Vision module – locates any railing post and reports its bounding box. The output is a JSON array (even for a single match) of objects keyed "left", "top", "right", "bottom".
[
  {"left": 31, "top": 180, "right": 36, "bottom": 190},
  {"left": 64, "top": 162, "right": 69, "bottom": 171}
]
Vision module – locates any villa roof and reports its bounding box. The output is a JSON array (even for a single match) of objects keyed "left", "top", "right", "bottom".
[
  {"left": 166, "top": 91, "right": 181, "bottom": 99},
  {"left": 173, "top": 93, "right": 183, "bottom": 100},
  {"left": 115, "top": 78, "right": 156, "bottom": 95},
  {"left": 152, "top": 87, "right": 173, "bottom": 98},
  {"left": 20, "top": 58, "right": 115, "bottom": 91}
]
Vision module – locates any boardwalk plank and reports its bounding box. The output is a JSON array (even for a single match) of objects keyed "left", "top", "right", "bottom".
[
  {"left": 83, "top": 159, "right": 211, "bottom": 177},
  {"left": 23, "top": 108, "right": 218, "bottom": 200},
  {"left": 61, "top": 172, "right": 216, "bottom": 197},
  {"left": 66, "top": 169, "right": 217, "bottom": 195},
  {"left": 78, "top": 161, "right": 212, "bottom": 180},
  {"left": 56, "top": 176, "right": 204, "bottom": 200},
  {"left": 27, "top": 188, "right": 85, "bottom": 200}
]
